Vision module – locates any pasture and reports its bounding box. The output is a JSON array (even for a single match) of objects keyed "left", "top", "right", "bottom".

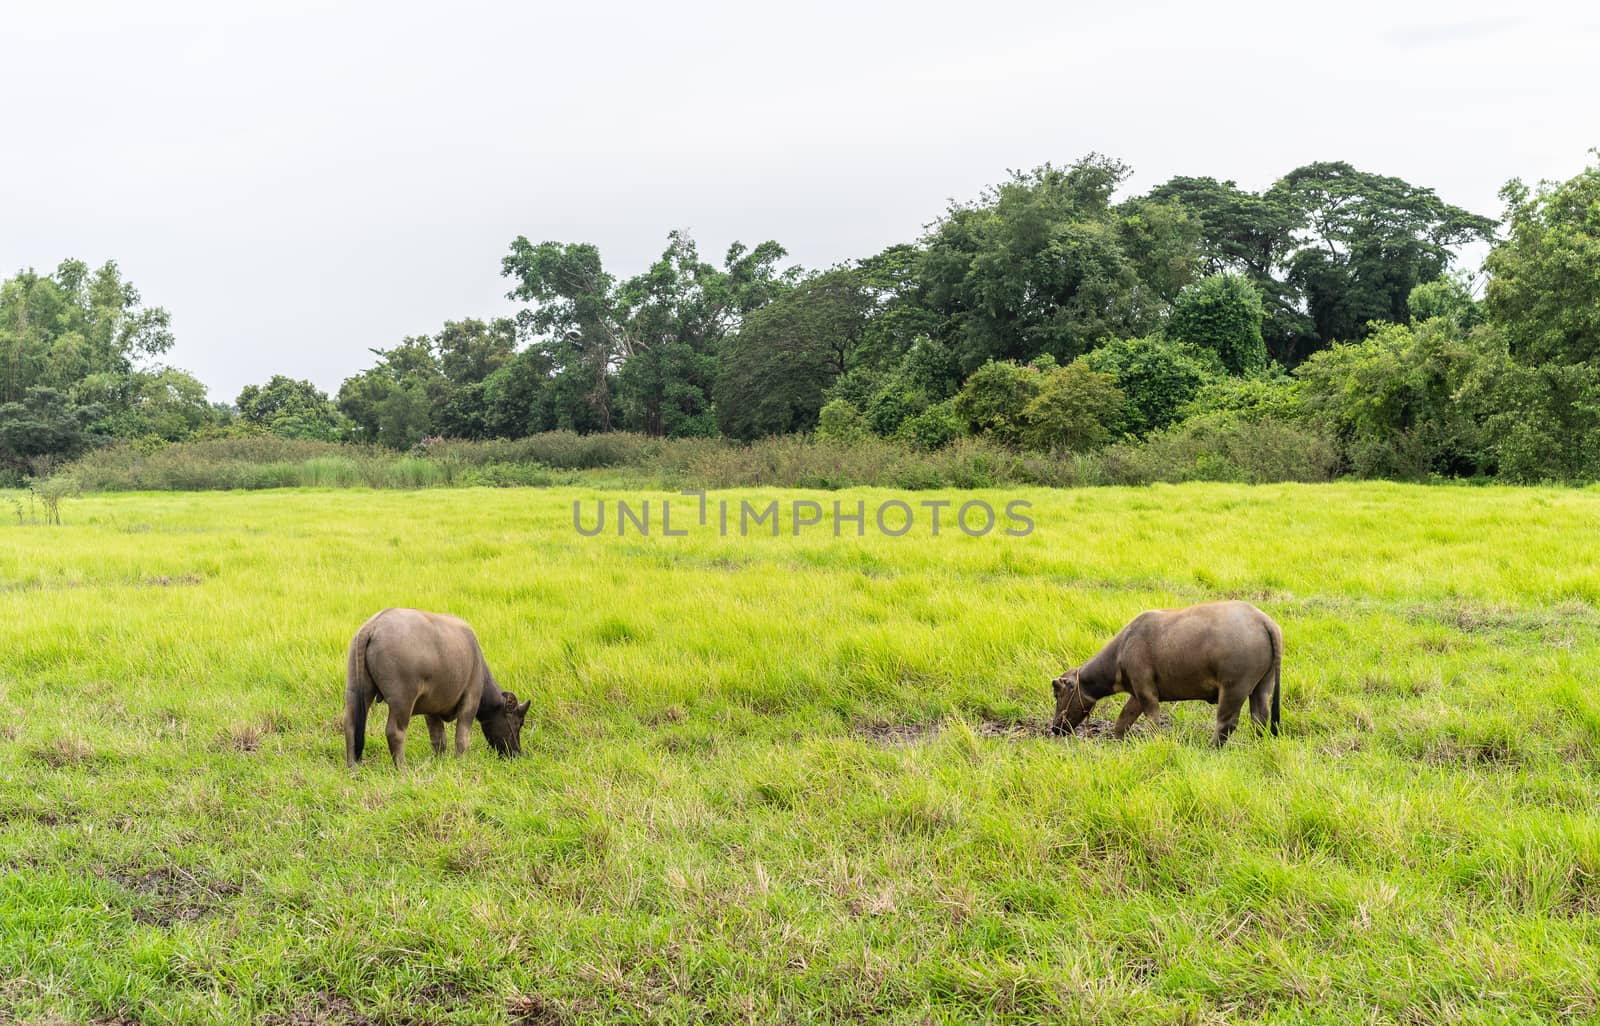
[{"left": 3, "top": 483, "right": 1600, "bottom": 1025}]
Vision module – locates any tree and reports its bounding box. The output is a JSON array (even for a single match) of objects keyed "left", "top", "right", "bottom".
[
  {"left": 0, "top": 260, "right": 174, "bottom": 402},
  {"left": 1146, "top": 176, "right": 1309, "bottom": 361},
  {"left": 616, "top": 234, "right": 792, "bottom": 437},
  {"left": 1022, "top": 360, "right": 1126, "bottom": 451},
  {"left": 0, "top": 260, "right": 190, "bottom": 465},
  {"left": 921, "top": 156, "right": 1171, "bottom": 372},
  {"left": 500, "top": 240, "right": 621, "bottom": 431},
  {"left": 1114, "top": 195, "right": 1205, "bottom": 307},
  {"left": 855, "top": 244, "right": 943, "bottom": 374},
  {"left": 0, "top": 387, "right": 105, "bottom": 475},
  {"left": 336, "top": 337, "right": 443, "bottom": 446},
  {"left": 1151, "top": 167, "right": 1495, "bottom": 364},
  {"left": 898, "top": 400, "right": 966, "bottom": 451},
  {"left": 503, "top": 232, "right": 792, "bottom": 437},
  {"left": 1273, "top": 162, "right": 1496, "bottom": 350},
  {"left": 1167, "top": 273, "right": 1267, "bottom": 375},
  {"left": 79, "top": 367, "right": 216, "bottom": 441},
  {"left": 336, "top": 321, "right": 517, "bottom": 444},
  {"left": 1484, "top": 156, "right": 1600, "bottom": 365},
  {"left": 715, "top": 268, "right": 876, "bottom": 440},
  {"left": 480, "top": 347, "right": 561, "bottom": 438},
  {"left": 1409, "top": 274, "right": 1482, "bottom": 332},
  {"left": 236, "top": 376, "right": 345, "bottom": 441},
  {"left": 435, "top": 318, "right": 516, "bottom": 389},
  {"left": 1473, "top": 359, "right": 1600, "bottom": 482},
  {"left": 816, "top": 398, "right": 869, "bottom": 442},
  {"left": 1148, "top": 176, "right": 1301, "bottom": 281},
  {"left": 1085, "top": 335, "right": 1219, "bottom": 435}
]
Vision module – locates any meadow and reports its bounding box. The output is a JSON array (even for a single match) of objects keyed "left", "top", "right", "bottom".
[{"left": 2, "top": 482, "right": 1600, "bottom": 1025}]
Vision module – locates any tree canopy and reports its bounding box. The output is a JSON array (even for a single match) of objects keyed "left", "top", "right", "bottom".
[{"left": 27, "top": 148, "right": 1597, "bottom": 485}]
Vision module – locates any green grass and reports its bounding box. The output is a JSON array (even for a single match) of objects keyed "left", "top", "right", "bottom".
[{"left": 3, "top": 482, "right": 1599, "bottom": 1024}]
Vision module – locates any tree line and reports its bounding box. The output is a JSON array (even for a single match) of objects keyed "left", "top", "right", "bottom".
[{"left": 5, "top": 152, "right": 1599, "bottom": 484}]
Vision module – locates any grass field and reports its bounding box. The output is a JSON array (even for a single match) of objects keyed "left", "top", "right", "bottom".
[{"left": 3, "top": 483, "right": 1600, "bottom": 1025}]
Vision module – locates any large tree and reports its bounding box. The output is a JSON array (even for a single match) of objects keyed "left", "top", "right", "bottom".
[
  {"left": 614, "top": 233, "right": 792, "bottom": 437},
  {"left": 500, "top": 240, "right": 621, "bottom": 431},
  {"left": 0, "top": 259, "right": 207, "bottom": 465},
  {"left": 1149, "top": 166, "right": 1495, "bottom": 364},
  {"left": 1484, "top": 156, "right": 1600, "bottom": 365},
  {"left": 237, "top": 376, "right": 345, "bottom": 441},
  {"left": 920, "top": 156, "right": 1175, "bottom": 373},
  {"left": 502, "top": 231, "right": 792, "bottom": 437},
  {"left": 337, "top": 337, "right": 443, "bottom": 446},
  {"left": 1273, "top": 162, "right": 1496, "bottom": 350},
  {"left": 0, "top": 387, "right": 105, "bottom": 475},
  {"left": 1145, "top": 176, "right": 1309, "bottom": 360},
  {"left": 715, "top": 268, "right": 877, "bottom": 440},
  {"left": 0, "top": 260, "right": 174, "bottom": 402}
]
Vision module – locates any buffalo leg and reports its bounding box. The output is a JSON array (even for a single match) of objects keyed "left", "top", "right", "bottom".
[
  {"left": 1128, "top": 674, "right": 1164, "bottom": 731},
  {"left": 1111, "top": 696, "right": 1145, "bottom": 740},
  {"left": 1248, "top": 683, "right": 1273, "bottom": 734},
  {"left": 454, "top": 717, "right": 472, "bottom": 756},
  {"left": 426, "top": 716, "right": 447, "bottom": 756},
  {"left": 385, "top": 706, "right": 412, "bottom": 769},
  {"left": 1213, "top": 690, "right": 1248, "bottom": 747}
]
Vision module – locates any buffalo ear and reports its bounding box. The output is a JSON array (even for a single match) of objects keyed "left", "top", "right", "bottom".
[
  {"left": 516, "top": 698, "right": 531, "bottom": 716},
  {"left": 499, "top": 690, "right": 518, "bottom": 711}
]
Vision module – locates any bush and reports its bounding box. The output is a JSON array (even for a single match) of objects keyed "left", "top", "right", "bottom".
[
  {"left": 816, "top": 400, "right": 870, "bottom": 444},
  {"left": 1180, "top": 372, "right": 1302, "bottom": 425},
  {"left": 1086, "top": 335, "right": 1220, "bottom": 436},
  {"left": 952, "top": 361, "right": 1042, "bottom": 445},
  {"left": 896, "top": 400, "right": 966, "bottom": 451},
  {"left": 1475, "top": 360, "right": 1600, "bottom": 483},
  {"left": 1021, "top": 360, "right": 1125, "bottom": 452},
  {"left": 1295, "top": 320, "right": 1496, "bottom": 479},
  {"left": 462, "top": 462, "right": 561, "bottom": 487},
  {"left": 1105, "top": 417, "right": 1339, "bottom": 484}
]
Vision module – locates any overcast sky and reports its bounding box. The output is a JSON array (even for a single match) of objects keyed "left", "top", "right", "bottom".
[{"left": 3, "top": 0, "right": 1595, "bottom": 401}]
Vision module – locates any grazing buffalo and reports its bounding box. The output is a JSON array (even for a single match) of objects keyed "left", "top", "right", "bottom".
[
  {"left": 1051, "top": 600, "right": 1281, "bottom": 747},
  {"left": 343, "top": 608, "right": 530, "bottom": 769}
]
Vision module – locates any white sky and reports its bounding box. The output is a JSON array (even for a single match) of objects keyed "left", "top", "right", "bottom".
[{"left": 2, "top": 0, "right": 1596, "bottom": 401}]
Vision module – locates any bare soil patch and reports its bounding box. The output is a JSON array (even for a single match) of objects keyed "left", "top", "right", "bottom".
[
  {"left": 29, "top": 736, "right": 97, "bottom": 768},
  {"left": 260, "top": 991, "right": 376, "bottom": 1026},
  {"left": 854, "top": 721, "right": 941, "bottom": 746},
  {"left": 105, "top": 865, "right": 241, "bottom": 927},
  {"left": 855, "top": 717, "right": 1116, "bottom": 745},
  {"left": 509, "top": 994, "right": 567, "bottom": 1025}
]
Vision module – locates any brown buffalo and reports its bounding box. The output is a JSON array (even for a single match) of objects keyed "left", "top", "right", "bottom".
[
  {"left": 343, "top": 608, "right": 529, "bottom": 769},
  {"left": 1051, "top": 600, "right": 1281, "bottom": 746}
]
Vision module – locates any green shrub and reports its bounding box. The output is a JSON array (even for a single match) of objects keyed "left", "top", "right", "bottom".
[
  {"left": 1021, "top": 360, "right": 1125, "bottom": 452},
  {"left": 952, "top": 361, "right": 1042, "bottom": 445},
  {"left": 816, "top": 400, "right": 870, "bottom": 444},
  {"left": 1105, "top": 417, "right": 1339, "bottom": 484},
  {"left": 1086, "top": 335, "right": 1220, "bottom": 436},
  {"left": 463, "top": 462, "right": 559, "bottom": 487},
  {"left": 866, "top": 385, "right": 928, "bottom": 437},
  {"left": 897, "top": 400, "right": 966, "bottom": 451},
  {"left": 1295, "top": 320, "right": 1496, "bottom": 479},
  {"left": 1180, "top": 372, "right": 1302, "bottom": 425}
]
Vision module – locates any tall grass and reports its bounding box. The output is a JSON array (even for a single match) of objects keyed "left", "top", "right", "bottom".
[
  {"left": 66, "top": 422, "right": 1341, "bottom": 493},
  {"left": 3, "top": 484, "right": 1599, "bottom": 1022}
]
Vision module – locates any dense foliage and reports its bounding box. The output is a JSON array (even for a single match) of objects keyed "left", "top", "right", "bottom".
[{"left": 12, "top": 152, "right": 1600, "bottom": 486}]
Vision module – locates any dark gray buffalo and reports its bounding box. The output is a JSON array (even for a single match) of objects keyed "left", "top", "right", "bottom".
[
  {"left": 1051, "top": 600, "right": 1281, "bottom": 746},
  {"left": 344, "top": 608, "right": 529, "bottom": 769}
]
